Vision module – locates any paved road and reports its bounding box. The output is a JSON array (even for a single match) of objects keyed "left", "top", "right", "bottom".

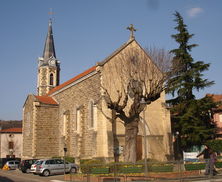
[
  {"left": 2, "top": 169, "right": 222, "bottom": 182},
  {"left": 0, "top": 169, "right": 65, "bottom": 182}
]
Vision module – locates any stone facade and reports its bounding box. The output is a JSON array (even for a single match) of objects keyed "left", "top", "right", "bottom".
[
  {"left": 23, "top": 95, "right": 59, "bottom": 159},
  {"left": 22, "top": 25, "right": 172, "bottom": 161}
]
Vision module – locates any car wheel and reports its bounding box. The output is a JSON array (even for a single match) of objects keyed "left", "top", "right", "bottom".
[
  {"left": 70, "top": 167, "right": 77, "bottom": 173},
  {"left": 26, "top": 168, "right": 31, "bottom": 173},
  {"left": 22, "top": 170, "right": 26, "bottom": 173},
  {"left": 42, "top": 170, "right": 50, "bottom": 177}
]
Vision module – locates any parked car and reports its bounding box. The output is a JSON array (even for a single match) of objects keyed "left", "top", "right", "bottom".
[
  {"left": 5, "top": 160, "right": 20, "bottom": 170},
  {"left": 32, "top": 159, "right": 78, "bottom": 176},
  {"left": 30, "top": 160, "right": 40, "bottom": 174},
  {"left": 19, "top": 159, "right": 38, "bottom": 173}
]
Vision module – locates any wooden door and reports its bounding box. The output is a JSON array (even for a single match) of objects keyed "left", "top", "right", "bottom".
[{"left": 136, "top": 135, "right": 142, "bottom": 161}]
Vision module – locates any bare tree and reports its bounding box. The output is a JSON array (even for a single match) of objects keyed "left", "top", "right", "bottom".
[{"left": 101, "top": 46, "right": 173, "bottom": 162}]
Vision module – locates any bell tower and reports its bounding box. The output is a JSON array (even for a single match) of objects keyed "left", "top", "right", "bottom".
[{"left": 37, "top": 19, "right": 60, "bottom": 96}]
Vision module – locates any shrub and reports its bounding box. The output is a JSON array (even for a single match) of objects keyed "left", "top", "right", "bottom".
[
  {"left": 65, "top": 156, "right": 75, "bottom": 163},
  {"left": 206, "top": 140, "right": 222, "bottom": 152},
  {"left": 52, "top": 156, "right": 75, "bottom": 163},
  {"left": 80, "top": 159, "right": 105, "bottom": 173}
]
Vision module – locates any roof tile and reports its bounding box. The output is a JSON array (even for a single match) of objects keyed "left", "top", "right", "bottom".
[
  {"left": 47, "top": 66, "right": 96, "bottom": 95},
  {"left": 0, "top": 128, "right": 22, "bottom": 133},
  {"left": 34, "top": 95, "right": 58, "bottom": 105}
]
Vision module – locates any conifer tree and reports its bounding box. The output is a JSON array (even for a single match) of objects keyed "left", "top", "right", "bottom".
[{"left": 166, "top": 11, "right": 216, "bottom": 153}]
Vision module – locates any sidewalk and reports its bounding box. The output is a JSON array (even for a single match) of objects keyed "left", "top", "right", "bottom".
[{"left": 156, "top": 173, "right": 222, "bottom": 182}]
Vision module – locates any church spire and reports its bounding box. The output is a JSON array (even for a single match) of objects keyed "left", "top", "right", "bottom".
[
  {"left": 42, "top": 19, "right": 56, "bottom": 59},
  {"left": 37, "top": 19, "right": 60, "bottom": 96}
]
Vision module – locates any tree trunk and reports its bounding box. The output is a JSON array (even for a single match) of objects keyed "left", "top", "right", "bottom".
[
  {"left": 112, "top": 110, "right": 119, "bottom": 162},
  {"left": 124, "top": 119, "right": 139, "bottom": 163}
]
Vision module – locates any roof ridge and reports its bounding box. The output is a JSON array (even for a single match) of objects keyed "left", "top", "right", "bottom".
[
  {"left": 46, "top": 39, "right": 137, "bottom": 96},
  {"left": 47, "top": 66, "right": 97, "bottom": 96},
  {"left": 97, "top": 39, "right": 135, "bottom": 66}
]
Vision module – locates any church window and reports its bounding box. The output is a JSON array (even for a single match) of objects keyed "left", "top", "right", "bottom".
[
  {"left": 89, "top": 101, "right": 97, "bottom": 129},
  {"left": 8, "top": 141, "right": 14, "bottom": 149},
  {"left": 76, "top": 108, "right": 81, "bottom": 133},
  {"left": 63, "top": 111, "right": 70, "bottom": 138},
  {"left": 50, "top": 73, "right": 54, "bottom": 85}
]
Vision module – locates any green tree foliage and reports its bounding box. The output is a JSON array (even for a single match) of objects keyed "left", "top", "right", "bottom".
[
  {"left": 172, "top": 96, "right": 216, "bottom": 149},
  {"left": 167, "top": 11, "right": 214, "bottom": 103},
  {"left": 206, "top": 140, "right": 222, "bottom": 152},
  {"left": 166, "top": 11, "right": 216, "bottom": 151}
]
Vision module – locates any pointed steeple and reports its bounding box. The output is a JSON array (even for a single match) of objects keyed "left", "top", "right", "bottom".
[
  {"left": 42, "top": 19, "right": 56, "bottom": 59},
  {"left": 37, "top": 19, "right": 60, "bottom": 96}
]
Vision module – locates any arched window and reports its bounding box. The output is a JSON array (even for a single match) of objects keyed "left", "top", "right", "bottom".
[
  {"left": 76, "top": 108, "right": 81, "bottom": 133},
  {"left": 63, "top": 110, "right": 70, "bottom": 138},
  {"left": 89, "top": 101, "right": 97, "bottom": 129},
  {"left": 50, "top": 73, "right": 54, "bottom": 85}
]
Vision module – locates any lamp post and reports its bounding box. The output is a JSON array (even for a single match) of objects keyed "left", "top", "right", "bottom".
[
  {"left": 64, "top": 145, "right": 67, "bottom": 176},
  {"left": 140, "top": 98, "right": 148, "bottom": 177},
  {"left": 175, "top": 131, "right": 179, "bottom": 160}
]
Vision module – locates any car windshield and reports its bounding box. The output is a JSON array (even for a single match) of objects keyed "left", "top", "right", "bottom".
[
  {"left": 35, "top": 161, "right": 43, "bottom": 165},
  {"left": 60, "top": 160, "right": 69, "bottom": 164}
]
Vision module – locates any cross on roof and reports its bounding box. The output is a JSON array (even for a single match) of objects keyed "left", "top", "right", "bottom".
[{"left": 127, "top": 24, "right": 136, "bottom": 39}]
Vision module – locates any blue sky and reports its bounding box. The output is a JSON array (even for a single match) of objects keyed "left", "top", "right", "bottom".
[{"left": 0, "top": 0, "right": 221, "bottom": 120}]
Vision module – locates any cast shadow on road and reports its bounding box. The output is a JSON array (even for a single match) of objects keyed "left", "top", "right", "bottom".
[{"left": 0, "top": 176, "right": 14, "bottom": 182}]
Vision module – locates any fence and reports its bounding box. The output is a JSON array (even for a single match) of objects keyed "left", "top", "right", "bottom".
[{"left": 65, "top": 159, "right": 222, "bottom": 182}]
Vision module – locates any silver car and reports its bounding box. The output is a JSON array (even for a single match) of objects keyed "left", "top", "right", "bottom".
[
  {"left": 32, "top": 159, "right": 77, "bottom": 176},
  {"left": 30, "top": 160, "right": 40, "bottom": 174},
  {"left": 5, "top": 160, "right": 20, "bottom": 170}
]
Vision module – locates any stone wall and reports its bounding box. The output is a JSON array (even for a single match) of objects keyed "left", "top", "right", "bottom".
[
  {"left": 34, "top": 103, "right": 59, "bottom": 158},
  {"left": 22, "top": 95, "right": 59, "bottom": 159},
  {"left": 52, "top": 72, "right": 105, "bottom": 159},
  {"left": 22, "top": 95, "right": 35, "bottom": 159}
]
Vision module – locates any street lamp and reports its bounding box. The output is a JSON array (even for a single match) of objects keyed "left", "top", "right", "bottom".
[
  {"left": 64, "top": 145, "right": 67, "bottom": 176},
  {"left": 175, "top": 131, "right": 179, "bottom": 160},
  {"left": 140, "top": 98, "right": 148, "bottom": 177}
]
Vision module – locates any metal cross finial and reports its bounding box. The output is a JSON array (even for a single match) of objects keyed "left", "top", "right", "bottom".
[{"left": 127, "top": 24, "right": 136, "bottom": 39}]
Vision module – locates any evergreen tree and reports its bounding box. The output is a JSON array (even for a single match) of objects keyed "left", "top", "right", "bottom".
[{"left": 166, "top": 11, "right": 216, "bottom": 152}]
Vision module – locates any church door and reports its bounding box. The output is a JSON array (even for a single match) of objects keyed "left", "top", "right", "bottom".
[{"left": 136, "top": 135, "right": 142, "bottom": 161}]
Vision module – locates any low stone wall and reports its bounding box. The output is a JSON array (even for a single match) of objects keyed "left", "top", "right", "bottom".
[{"left": 64, "top": 170, "right": 200, "bottom": 182}]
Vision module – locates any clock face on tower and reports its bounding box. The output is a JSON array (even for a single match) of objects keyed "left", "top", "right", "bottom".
[{"left": 49, "top": 59, "right": 56, "bottom": 66}]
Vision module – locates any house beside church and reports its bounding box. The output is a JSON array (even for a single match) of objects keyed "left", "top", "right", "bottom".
[
  {"left": 0, "top": 127, "right": 22, "bottom": 159},
  {"left": 22, "top": 20, "right": 173, "bottom": 162},
  {"left": 207, "top": 94, "right": 222, "bottom": 138}
]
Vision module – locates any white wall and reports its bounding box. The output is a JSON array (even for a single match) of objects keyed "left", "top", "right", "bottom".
[{"left": 0, "top": 133, "right": 22, "bottom": 158}]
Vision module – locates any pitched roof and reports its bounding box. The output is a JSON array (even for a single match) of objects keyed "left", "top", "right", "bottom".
[
  {"left": 46, "top": 38, "right": 137, "bottom": 96},
  {"left": 207, "top": 94, "right": 222, "bottom": 110},
  {"left": 47, "top": 66, "right": 96, "bottom": 96},
  {"left": 97, "top": 38, "right": 135, "bottom": 66},
  {"left": 34, "top": 95, "right": 58, "bottom": 105},
  {"left": 207, "top": 94, "right": 222, "bottom": 102},
  {"left": 0, "top": 128, "right": 22, "bottom": 133}
]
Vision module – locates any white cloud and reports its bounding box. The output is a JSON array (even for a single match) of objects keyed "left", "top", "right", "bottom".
[{"left": 187, "top": 7, "right": 204, "bottom": 17}]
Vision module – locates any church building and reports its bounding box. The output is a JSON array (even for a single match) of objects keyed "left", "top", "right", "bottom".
[{"left": 22, "top": 20, "right": 173, "bottom": 162}]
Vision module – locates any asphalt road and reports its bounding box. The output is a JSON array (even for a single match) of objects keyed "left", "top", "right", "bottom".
[
  {"left": 0, "top": 169, "right": 65, "bottom": 182},
  {"left": 2, "top": 169, "right": 222, "bottom": 182}
]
